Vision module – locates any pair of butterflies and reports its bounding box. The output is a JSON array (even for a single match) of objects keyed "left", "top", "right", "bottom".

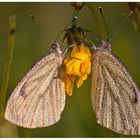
[{"left": 5, "top": 38, "right": 140, "bottom": 135}]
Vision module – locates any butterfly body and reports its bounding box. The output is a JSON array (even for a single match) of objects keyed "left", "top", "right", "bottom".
[{"left": 91, "top": 39, "right": 140, "bottom": 135}]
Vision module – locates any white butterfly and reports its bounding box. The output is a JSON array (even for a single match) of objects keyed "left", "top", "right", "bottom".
[
  {"left": 91, "top": 39, "right": 140, "bottom": 135},
  {"left": 5, "top": 42, "right": 66, "bottom": 128}
]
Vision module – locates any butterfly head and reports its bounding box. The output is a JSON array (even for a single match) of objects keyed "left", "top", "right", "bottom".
[
  {"left": 100, "top": 38, "right": 111, "bottom": 51},
  {"left": 51, "top": 42, "right": 62, "bottom": 55}
]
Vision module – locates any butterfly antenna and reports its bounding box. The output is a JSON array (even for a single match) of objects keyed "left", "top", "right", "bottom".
[
  {"left": 55, "top": 16, "right": 78, "bottom": 42},
  {"left": 99, "top": 6, "right": 110, "bottom": 39},
  {"left": 30, "top": 14, "right": 43, "bottom": 31},
  {"left": 110, "top": 10, "right": 133, "bottom": 41}
]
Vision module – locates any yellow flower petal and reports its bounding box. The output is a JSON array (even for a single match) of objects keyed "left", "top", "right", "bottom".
[
  {"left": 63, "top": 43, "right": 91, "bottom": 95},
  {"left": 65, "top": 74, "right": 75, "bottom": 96},
  {"left": 76, "top": 74, "right": 88, "bottom": 88}
]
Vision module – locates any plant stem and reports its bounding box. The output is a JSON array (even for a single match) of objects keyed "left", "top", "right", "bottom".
[{"left": 0, "top": 15, "right": 16, "bottom": 119}]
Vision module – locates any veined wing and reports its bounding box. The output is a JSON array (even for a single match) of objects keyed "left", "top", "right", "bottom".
[
  {"left": 91, "top": 48, "right": 140, "bottom": 135},
  {"left": 5, "top": 43, "right": 66, "bottom": 128}
]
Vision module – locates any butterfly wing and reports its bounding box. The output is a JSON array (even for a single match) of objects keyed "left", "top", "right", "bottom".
[
  {"left": 91, "top": 48, "right": 140, "bottom": 135},
  {"left": 5, "top": 47, "right": 66, "bottom": 128}
]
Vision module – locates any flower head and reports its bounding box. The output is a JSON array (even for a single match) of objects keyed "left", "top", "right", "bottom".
[{"left": 63, "top": 43, "right": 91, "bottom": 96}]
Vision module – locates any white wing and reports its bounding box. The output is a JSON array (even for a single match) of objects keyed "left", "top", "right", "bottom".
[
  {"left": 5, "top": 46, "right": 66, "bottom": 128},
  {"left": 91, "top": 48, "right": 140, "bottom": 135}
]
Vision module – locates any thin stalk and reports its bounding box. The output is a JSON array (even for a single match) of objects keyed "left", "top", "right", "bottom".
[{"left": 0, "top": 15, "right": 16, "bottom": 119}]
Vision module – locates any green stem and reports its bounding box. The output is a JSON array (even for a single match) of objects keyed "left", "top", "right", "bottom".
[
  {"left": 0, "top": 15, "right": 16, "bottom": 119},
  {"left": 85, "top": 3, "right": 107, "bottom": 38}
]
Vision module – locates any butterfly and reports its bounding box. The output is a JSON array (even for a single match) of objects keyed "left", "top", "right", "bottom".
[
  {"left": 91, "top": 38, "right": 140, "bottom": 135},
  {"left": 5, "top": 42, "right": 66, "bottom": 128}
]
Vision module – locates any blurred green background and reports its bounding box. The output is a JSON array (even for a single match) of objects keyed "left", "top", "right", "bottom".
[{"left": 0, "top": 2, "right": 140, "bottom": 138}]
